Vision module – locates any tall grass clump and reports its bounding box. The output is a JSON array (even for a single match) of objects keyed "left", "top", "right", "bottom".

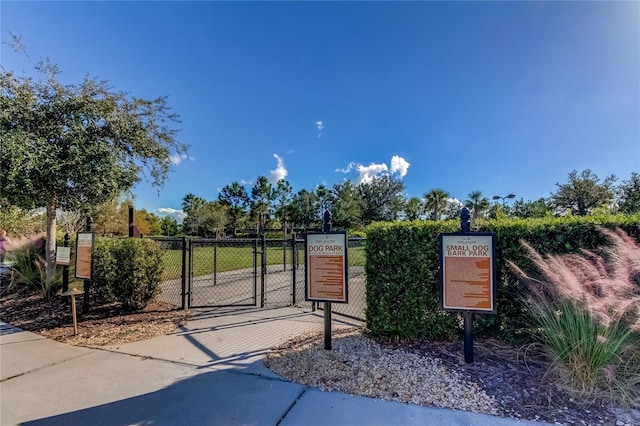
[
  {"left": 511, "top": 227, "right": 640, "bottom": 408},
  {"left": 10, "top": 245, "right": 61, "bottom": 301}
]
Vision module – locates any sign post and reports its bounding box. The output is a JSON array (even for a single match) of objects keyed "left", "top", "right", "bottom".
[
  {"left": 439, "top": 207, "right": 497, "bottom": 364},
  {"left": 305, "top": 211, "right": 348, "bottom": 350}
]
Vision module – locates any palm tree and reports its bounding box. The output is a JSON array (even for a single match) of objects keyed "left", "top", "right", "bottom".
[
  {"left": 465, "top": 191, "right": 490, "bottom": 220},
  {"left": 404, "top": 197, "right": 424, "bottom": 221},
  {"left": 181, "top": 193, "right": 207, "bottom": 236},
  {"left": 423, "top": 189, "right": 450, "bottom": 221}
]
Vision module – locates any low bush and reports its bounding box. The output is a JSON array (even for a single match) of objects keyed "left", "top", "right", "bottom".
[{"left": 92, "top": 238, "right": 164, "bottom": 311}]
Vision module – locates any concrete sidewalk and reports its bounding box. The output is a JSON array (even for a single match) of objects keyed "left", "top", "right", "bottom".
[{"left": 1, "top": 307, "right": 547, "bottom": 425}]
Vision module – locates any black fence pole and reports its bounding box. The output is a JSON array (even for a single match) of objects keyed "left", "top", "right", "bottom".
[
  {"left": 128, "top": 206, "right": 134, "bottom": 238},
  {"left": 189, "top": 240, "right": 195, "bottom": 308},
  {"left": 214, "top": 241, "right": 217, "bottom": 286},
  {"left": 82, "top": 216, "right": 93, "bottom": 313},
  {"left": 181, "top": 236, "right": 187, "bottom": 310},
  {"left": 283, "top": 222, "right": 287, "bottom": 272},
  {"left": 261, "top": 233, "right": 266, "bottom": 308},
  {"left": 291, "top": 233, "right": 297, "bottom": 305},
  {"left": 253, "top": 239, "right": 258, "bottom": 307}
]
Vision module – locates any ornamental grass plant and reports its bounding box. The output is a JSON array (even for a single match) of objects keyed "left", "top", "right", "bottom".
[
  {"left": 8, "top": 246, "right": 61, "bottom": 301},
  {"left": 511, "top": 227, "right": 640, "bottom": 408}
]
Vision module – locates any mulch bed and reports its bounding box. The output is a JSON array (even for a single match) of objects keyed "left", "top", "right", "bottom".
[{"left": 0, "top": 289, "right": 191, "bottom": 346}]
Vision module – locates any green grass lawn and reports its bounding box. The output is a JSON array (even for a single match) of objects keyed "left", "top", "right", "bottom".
[{"left": 161, "top": 245, "right": 365, "bottom": 280}]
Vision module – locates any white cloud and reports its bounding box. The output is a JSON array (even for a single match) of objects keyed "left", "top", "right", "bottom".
[
  {"left": 390, "top": 155, "right": 410, "bottom": 178},
  {"left": 356, "top": 163, "right": 388, "bottom": 185},
  {"left": 155, "top": 207, "right": 186, "bottom": 223},
  {"left": 315, "top": 121, "right": 324, "bottom": 138},
  {"left": 170, "top": 153, "right": 194, "bottom": 165},
  {"left": 338, "top": 155, "right": 410, "bottom": 185},
  {"left": 336, "top": 162, "right": 357, "bottom": 173},
  {"left": 269, "top": 153, "right": 288, "bottom": 184},
  {"left": 170, "top": 153, "right": 185, "bottom": 165}
]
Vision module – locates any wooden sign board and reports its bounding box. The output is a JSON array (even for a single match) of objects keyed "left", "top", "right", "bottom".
[
  {"left": 75, "top": 232, "right": 94, "bottom": 280},
  {"left": 439, "top": 233, "right": 497, "bottom": 314},
  {"left": 305, "top": 232, "right": 349, "bottom": 303}
]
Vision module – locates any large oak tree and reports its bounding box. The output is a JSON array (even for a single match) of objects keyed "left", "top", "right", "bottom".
[
  {"left": 551, "top": 169, "right": 616, "bottom": 216},
  {"left": 1, "top": 52, "right": 186, "bottom": 281}
]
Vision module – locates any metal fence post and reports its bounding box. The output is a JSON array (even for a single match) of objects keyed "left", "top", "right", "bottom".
[
  {"left": 291, "top": 233, "right": 297, "bottom": 304},
  {"left": 253, "top": 239, "right": 258, "bottom": 307},
  {"left": 181, "top": 236, "right": 187, "bottom": 310},
  {"left": 214, "top": 239, "right": 217, "bottom": 286},
  {"left": 188, "top": 239, "right": 194, "bottom": 308},
  {"left": 128, "top": 206, "right": 134, "bottom": 238},
  {"left": 260, "top": 233, "right": 266, "bottom": 308},
  {"left": 282, "top": 225, "right": 287, "bottom": 272}
]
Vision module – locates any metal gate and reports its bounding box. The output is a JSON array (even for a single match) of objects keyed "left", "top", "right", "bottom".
[
  {"left": 151, "top": 236, "right": 366, "bottom": 319},
  {"left": 187, "top": 237, "right": 302, "bottom": 309}
]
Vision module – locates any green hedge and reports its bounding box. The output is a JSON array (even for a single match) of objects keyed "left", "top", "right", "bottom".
[
  {"left": 92, "top": 238, "right": 164, "bottom": 311},
  {"left": 365, "top": 213, "right": 640, "bottom": 341}
]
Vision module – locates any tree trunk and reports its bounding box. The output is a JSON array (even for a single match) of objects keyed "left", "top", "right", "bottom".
[{"left": 45, "top": 203, "right": 57, "bottom": 283}]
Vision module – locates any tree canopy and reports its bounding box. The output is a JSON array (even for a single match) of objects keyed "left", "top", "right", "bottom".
[
  {"left": 617, "top": 172, "right": 640, "bottom": 214},
  {"left": 550, "top": 169, "right": 616, "bottom": 216},
  {"left": 358, "top": 175, "right": 405, "bottom": 225},
  {"left": 1, "top": 49, "right": 186, "bottom": 279}
]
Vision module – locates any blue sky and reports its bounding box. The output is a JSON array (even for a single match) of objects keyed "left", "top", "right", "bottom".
[{"left": 2, "top": 1, "right": 639, "bottom": 221}]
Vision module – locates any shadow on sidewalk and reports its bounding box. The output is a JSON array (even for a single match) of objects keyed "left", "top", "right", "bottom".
[{"left": 22, "top": 362, "right": 304, "bottom": 426}]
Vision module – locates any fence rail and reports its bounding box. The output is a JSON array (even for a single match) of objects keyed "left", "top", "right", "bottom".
[{"left": 146, "top": 236, "right": 367, "bottom": 321}]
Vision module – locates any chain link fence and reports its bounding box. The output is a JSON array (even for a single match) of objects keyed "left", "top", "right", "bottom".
[
  {"left": 148, "top": 236, "right": 367, "bottom": 321},
  {"left": 147, "top": 237, "right": 187, "bottom": 308}
]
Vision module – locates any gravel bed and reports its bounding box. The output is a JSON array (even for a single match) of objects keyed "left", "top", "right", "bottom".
[
  {"left": 264, "top": 328, "right": 640, "bottom": 426},
  {"left": 265, "top": 328, "right": 497, "bottom": 414}
]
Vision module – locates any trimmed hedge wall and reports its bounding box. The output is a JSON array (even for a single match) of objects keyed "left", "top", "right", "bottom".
[
  {"left": 92, "top": 237, "right": 164, "bottom": 311},
  {"left": 365, "top": 213, "right": 640, "bottom": 342}
]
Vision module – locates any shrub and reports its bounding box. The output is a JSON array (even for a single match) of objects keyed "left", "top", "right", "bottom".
[
  {"left": 364, "top": 214, "right": 640, "bottom": 341},
  {"left": 365, "top": 220, "right": 459, "bottom": 340},
  {"left": 92, "top": 238, "right": 164, "bottom": 311}
]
